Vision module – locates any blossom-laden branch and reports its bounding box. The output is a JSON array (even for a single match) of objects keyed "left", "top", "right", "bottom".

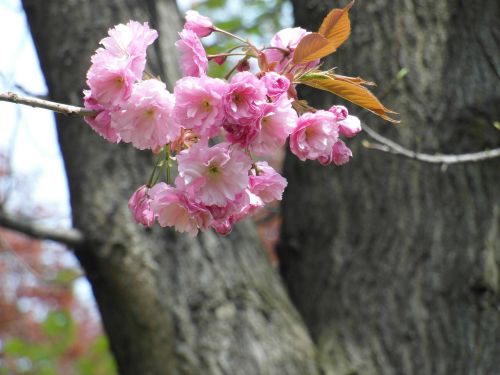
[
  {"left": 2, "top": 90, "right": 499, "bottom": 167},
  {"left": 3, "top": 6, "right": 500, "bottom": 237},
  {"left": 362, "top": 123, "right": 500, "bottom": 165},
  {"left": 0, "top": 210, "right": 84, "bottom": 248},
  {"left": 0, "top": 91, "right": 97, "bottom": 117}
]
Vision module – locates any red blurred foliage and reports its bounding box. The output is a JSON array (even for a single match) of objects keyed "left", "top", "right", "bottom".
[
  {"left": 0, "top": 150, "right": 106, "bottom": 373},
  {"left": 0, "top": 228, "right": 102, "bottom": 365}
]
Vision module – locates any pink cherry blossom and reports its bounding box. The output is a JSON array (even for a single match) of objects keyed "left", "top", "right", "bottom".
[
  {"left": 319, "top": 140, "right": 353, "bottom": 166},
  {"left": 175, "top": 29, "right": 208, "bottom": 77},
  {"left": 249, "top": 97, "right": 297, "bottom": 156},
  {"left": 223, "top": 72, "right": 267, "bottom": 146},
  {"left": 176, "top": 142, "right": 251, "bottom": 206},
  {"left": 329, "top": 105, "right": 362, "bottom": 137},
  {"left": 223, "top": 118, "right": 261, "bottom": 148},
  {"left": 128, "top": 185, "right": 155, "bottom": 227},
  {"left": 249, "top": 162, "right": 287, "bottom": 204},
  {"left": 173, "top": 76, "right": 227, "bottom": 139},
  {"left": 83, "top": 90, "right": 120, "bottom": 143},
  {"left": 224, "top": 71, "right": 267, "bottom": 123},
  {"left": 211, "top": 55, "right": 227, "bottom": 65},
  {"left": 290, "top": 110, "right": 339, "bottom": 162},
  {"left": 263, "top": 27, "right": 319, "bottom": 72},
  {"left": 208, "top": 190, "right": 259, "bottom": 235},
  {"left": 86, "top": 55, "right": 137, "bottom": 108},
  {"left": 339, "top": 115, "right": 362, "bottom": 138},
  {"left": 184, "top": 10, "right": 214, "bottom": 38},
  {"left": 111, "top": 79, "right": 180, "bottom": 150},
  {"left": 331, "top": 140, "right": 353, "bottom": 165},
  {"left": 150, "top": 183, "right": 212, "bottom": 236},
  {"left": 260, "top": 72, "right": 290, "bottom": 101},
  {"left": 328, "top": 105, "right": 349, "bottom": 121},
  {"left": 99, "top": 21, "right": 158, "bottom": 78}
]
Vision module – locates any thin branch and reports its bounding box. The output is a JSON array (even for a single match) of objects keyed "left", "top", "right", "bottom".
[
  {"left": 0, "top": 210, "right": 84, "bottom": 247},
  {"left": 362, "top": 123, "right": 500, "bottom": 164},
  {"left": 12, "top": 83, "right": 49, "bottom": 100},
  {"left": 0, "top": 72, "right": 48, "bottom": 99},
  {"left": 0, "top": 91, "right": 97, "bottom": 117}
]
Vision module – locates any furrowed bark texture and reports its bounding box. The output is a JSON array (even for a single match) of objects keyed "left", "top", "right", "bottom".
[
  {"left": 280, "top": 1, "right": 500, "bottom": 374},
  {"left": 22, "top": 1, "right": 318, "bottom": 374}
]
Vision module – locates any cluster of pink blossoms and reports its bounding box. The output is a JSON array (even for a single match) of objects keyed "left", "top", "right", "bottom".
[{"left": 83, "top": 11, "right": 361, "bottom": 236}]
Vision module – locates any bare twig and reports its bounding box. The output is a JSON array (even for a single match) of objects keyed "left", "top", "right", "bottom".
[
  {"left": 0, "top": 91, "right": 97, "bottom": 117},
  {"left": 12, "top": 83, "right": 49, "bottom": 100},
  {"left": 362, "top": 123, "right": 500, "bottom": 164},
  {"left": 0, "top": 210, "right": 84, "bottom": 247},
  {"left": 0, "top": 72, "right": 48, "bottom": 99}
]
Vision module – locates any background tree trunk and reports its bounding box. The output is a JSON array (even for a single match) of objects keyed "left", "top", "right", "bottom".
[
  {"left": 22, "top": 1, "right": 318, "bottom": 374},
  {"left": 280, "top": 0, "right": 500, "bottom": 374}
]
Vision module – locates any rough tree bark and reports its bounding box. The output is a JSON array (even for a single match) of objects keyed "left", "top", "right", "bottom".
[
  {"left": 22, "top": 1, "right": 318, "bottom": 374},
  {"left": 280, "top": 0, "right": 500, "bottom": 374}
]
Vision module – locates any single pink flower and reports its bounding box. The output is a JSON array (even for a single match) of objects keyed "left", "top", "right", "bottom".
[
  {"left": 208, "top": 190, "right": 259, "bottom": 235},
  {"left": 290, "top": 110, "right": 339, "bottom": 162},
  {"left": 328, "top": 105, "right": 348, "bottom": 121},
  {"left": 150, "top": 183, "right": 212, "bottom": 236},
  {"left": 111, "top": 79, "right": 180, "bottom": 150},
  {"left": 249, "top": 161, "right": 288, "bottom": 204},
  {"left": 249, "top": 97, "right": 297, "bottom": 156},
  {"left": 329, "top": 105, "right": 361, "bottom": 138},
  {"left": 86, "top": 55, "right": 137, "bottom": 108},
  {"left": 261, "top": 72, "right": 290, "bottom": 101},
  {"left": 184, "top": 10, "right": 214, "bottom": 38},
  {"left": 100, "top": 21, "right": 158, "bottom": 78},
  {"left": 331, "top": 140, "right": 353, "bottom": 166},
  {"left": 176, "top": 142, "right": 251, "bottom": 206},
  {"left": 319, "top": 140, "right": 353, "bottom": 166},
  {"left": 211, "top": 55, "right": 227, "bottom": 65},
  {"left": 173, "top": 75, "right": 227, "bottom": 139},
  {"left": 224, "top": 71, "right": 267, "bottom": 124},
  {"left": 223, "top": 118, "right": 261, "bottom": 148},
  {"left": 236, "top": 59, "right": 251, "bottom": 72},
  {"left": 263, "top": 27, "right": 319, "bottom": 72},
  {"left": 128, "top": 185, "right": 155, "bottom": 227},
  {"left": 339, "top": 115, "right": 362, "bottom": 138},
  {"left": 175, "top": 29, "right": 208, "bottom": 77},
  {"left": 83, "top": 90, "right": 120, "bottom": 143},
  {"left": 222, "top": 72, "right": 267, "bottom": 146}
]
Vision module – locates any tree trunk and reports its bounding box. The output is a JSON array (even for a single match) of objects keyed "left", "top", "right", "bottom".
[
  {"left": 280, "top": 0, "right": 500, "bottom": 374},
  {"left": 22, "top": 1, "right": 318, "bottom": 374}
]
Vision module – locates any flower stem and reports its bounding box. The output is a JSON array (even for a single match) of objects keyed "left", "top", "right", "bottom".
[
  {"left": 213, "top": 26, "right": 248, "bottom": 45},
  {"left": 164, "top": 145, "right": 172, "bottom": 185},
  {"left": 146, "top": 152, "right": 164, "bottom": 188}
]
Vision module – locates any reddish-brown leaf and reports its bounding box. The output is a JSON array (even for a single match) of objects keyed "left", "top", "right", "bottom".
[
  {"left": 293, "top": 33, "right": 337, "bottom": 64},
  {"left": 300, "top": 72, "right": 399, "bottom": 122},
  {"left": 333, "top": 74, "right": 376, "bottom": 86},
  {"left": 318, "top": 0, "right": 355, "bottom": 50}
]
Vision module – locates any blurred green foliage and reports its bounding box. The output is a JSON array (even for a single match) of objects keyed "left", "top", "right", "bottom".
[
  {"left": 1, "top": 311, "right": 116, "bottom": 375},
  {"left": 190, "top": 0, "right": 292, "bottom": 77}
]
